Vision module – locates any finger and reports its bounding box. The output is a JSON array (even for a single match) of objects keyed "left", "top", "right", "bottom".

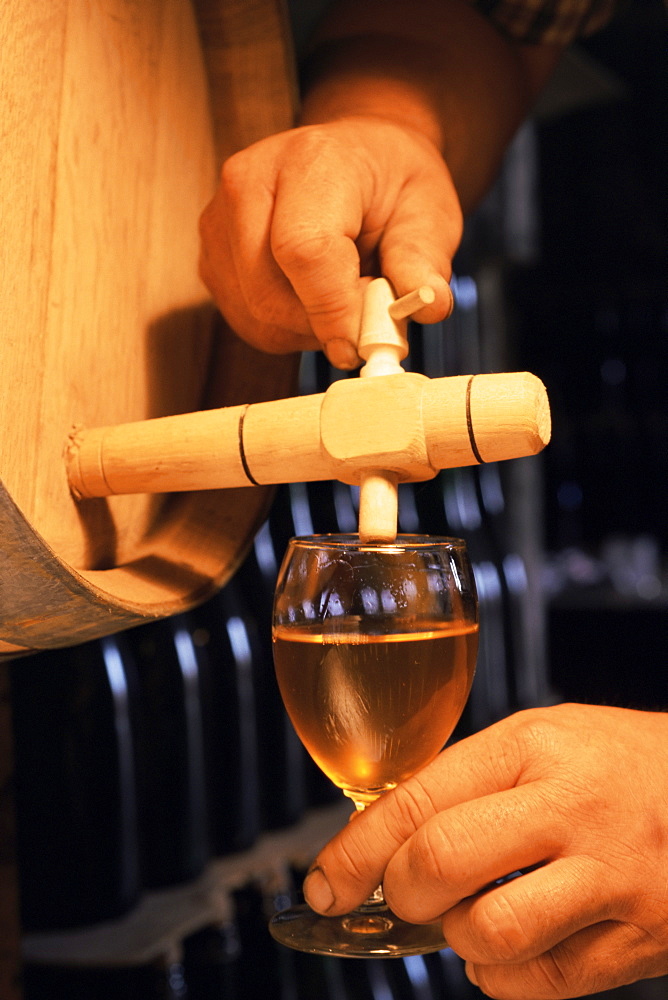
[
  {"left": 303, "top": 771, "right": 442, "bottom": 915},
  {"left": 304, "top": 718, "right": 531, "bottom": 915},
  {"left": 441, "top": 855, "right": 621, "bottom": 965},
  {"left": 199, "top": 193, "right": 320, "bottom": 354},
  {"left": 382, "top": 783, "right": 566, "bottom": 924},
  {"left": 378, "top": 161, "right": 462, "bottom": 324},
  {"left": 270, "top": 151, "right": 368, "bottom": 369},
  {"left": 467, "top": 919, "right": 661, "bottom": 1000},
  {"left": 208, "top": 158, "right": 317, "bottom": 334}
]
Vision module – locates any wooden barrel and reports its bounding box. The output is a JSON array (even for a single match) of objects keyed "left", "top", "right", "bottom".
[{"left": 0, "top": 0, "right": 299, "bottom": 656}]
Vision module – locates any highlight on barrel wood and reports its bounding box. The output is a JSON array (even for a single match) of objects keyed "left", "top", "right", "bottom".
[{"left": 0, "top": 0, "right": 299, "bottom": 654}]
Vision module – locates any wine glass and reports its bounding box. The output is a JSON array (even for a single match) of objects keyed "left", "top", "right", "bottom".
[{"left": 269, "top": 534, "right": 479, "bottom": 958}]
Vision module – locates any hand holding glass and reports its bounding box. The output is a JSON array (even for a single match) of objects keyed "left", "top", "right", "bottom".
[{"left": 270, "top": 535, "right": 479, "bottom": 957}]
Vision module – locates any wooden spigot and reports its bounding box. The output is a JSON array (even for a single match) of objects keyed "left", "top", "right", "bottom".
[
  {"left": 67, "top": 280, "right": 551, "bottom": 544},
  {"left": 357, "top": 279, "right": 424, "bottom": 543}
]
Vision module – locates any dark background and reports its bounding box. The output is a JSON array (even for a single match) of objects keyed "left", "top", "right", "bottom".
[{"left": 509, "top": 0, "right": 668, "bottom": 713}]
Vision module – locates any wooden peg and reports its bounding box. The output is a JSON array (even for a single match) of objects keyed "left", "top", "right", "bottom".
[{"left": 387, "top": 285, "right": 436, "bottom": 321}]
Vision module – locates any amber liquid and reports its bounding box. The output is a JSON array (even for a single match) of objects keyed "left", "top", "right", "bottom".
[{"left": 273, "top": 622, "right": 478, "bottom": 801}]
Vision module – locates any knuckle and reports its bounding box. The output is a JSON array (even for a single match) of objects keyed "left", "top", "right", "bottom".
[
  {"left": 503, "top": 708, "right": 570, "bottom": 774},
  {"left": 533, "top": 949, "right": 573, "bottom": 995},
  {"left": 509, "top": 708, "right": 554, "bottom": 748},
  {"left": 387, "top": 778, "right": 438, "bottom": 841},
  {"left": 303, "top": 281, "right": 358, "bottom": 326},
  {"left": 467, "top": 892, "right": 536, "bottom": 962},
  {"left": 271, "top": 228, "right": 338, "bottom": 272},
  {"left": 385, "top": 810, "right": 472, "bottom": 921},
  {"left": 336, "top": 839, "right": 374, "bottom": 887},
  {"left": 465, "top": 968, "right": 506, "bottom": 1000},
  {"left": 285, "top": 127, "right": 342, "bottom": 167},
  {"left": 466, "top": 954, "right": 573, "bottom": 1000},
  {"left": 470, "top": 947, "right": 581, "bottom": 1000},
  {"left": 243, "top": 280, "right": 282, "bottom": 323},
  {"left": 219, "top": 150, "right": 247, "bottom": 194},
  {"left": 409, "top": 820, "right": 462, "bottom": 893},
  {"left": 324, "top": 825, "right": 383, "bottom": 894}
]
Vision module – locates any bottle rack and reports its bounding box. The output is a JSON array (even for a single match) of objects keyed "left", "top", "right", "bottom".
[{"left": 21, "top": 800, "right": 350, "bottom": 970}]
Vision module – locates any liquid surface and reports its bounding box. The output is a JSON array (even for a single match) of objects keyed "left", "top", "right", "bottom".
[{"left": 273, "top": 622, "right": 478, "bottom": 800}]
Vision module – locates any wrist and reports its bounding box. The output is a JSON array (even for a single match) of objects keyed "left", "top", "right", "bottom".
[{"left": 298, "top": 37, "right": 446, "bottom": 155}]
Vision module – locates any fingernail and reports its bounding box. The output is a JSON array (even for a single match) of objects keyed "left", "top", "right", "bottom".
[
  {"left": 303, "top": 866, "right": 335, "bottom": 914},
  {"left": 324, "top": 338, "right": 360, "bottom": 370}
]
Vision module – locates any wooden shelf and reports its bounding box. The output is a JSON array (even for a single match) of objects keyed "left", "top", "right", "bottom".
[{"left": 22, "top": 800, "right": 351, "bottom": 968}]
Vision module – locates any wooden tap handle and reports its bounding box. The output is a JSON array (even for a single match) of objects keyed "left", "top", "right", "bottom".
[{"left": 387, "top": 285, "right": 435, "bottom": 321}]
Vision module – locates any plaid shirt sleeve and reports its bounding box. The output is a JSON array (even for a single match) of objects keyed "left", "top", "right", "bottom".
[{"left": 470, "top": 0, "right": 627, "bottom": 44}]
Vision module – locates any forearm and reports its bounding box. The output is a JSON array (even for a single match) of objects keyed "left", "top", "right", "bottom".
[{"left": 299, "top": 0, "right": 564, "bottom": 212}]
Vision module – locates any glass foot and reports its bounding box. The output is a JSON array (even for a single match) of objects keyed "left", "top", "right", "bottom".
[{"left": 269, "top": 902, "right": 447, "bottom": 958}]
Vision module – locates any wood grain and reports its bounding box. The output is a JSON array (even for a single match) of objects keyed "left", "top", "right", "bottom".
[{"left": 0, "top": 0, "right": 298, "bottom": 650}]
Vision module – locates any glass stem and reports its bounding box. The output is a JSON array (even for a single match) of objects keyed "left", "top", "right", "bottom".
[{"left": 348, "top": 796, "right": 388, "bottom": 912}]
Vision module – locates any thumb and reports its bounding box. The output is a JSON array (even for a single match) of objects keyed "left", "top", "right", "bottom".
[
  {"left": 378, "top": 160, "right": 462, "bottom": 325},
  {"left": 303, "top": 717, "right": 530, "bottom": 916},
  {"left": 303, "top": 777, "right": 441, "bottom": 915}
]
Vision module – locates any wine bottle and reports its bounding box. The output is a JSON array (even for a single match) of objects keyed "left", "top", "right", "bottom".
[
  {"left": 11, "top": 636, "right": 140, "bottom": 931},
  {"left": 22, "top": 957, "right": 187, "bottom": 1000},
  {"left": 181, "top": 922, "right": 242, "bottom": 999},
  {"left": 232, "top": 881, "right": 293, "bottom": 1000},
  {"left": 186, "top": 582, "right": 262, "bottom": 856},
  {"left": 237, "top": 487, "right": 308, "bottom": 830},
  {"left": 126, "top": 617, "right": 209, "bottom": 889}
]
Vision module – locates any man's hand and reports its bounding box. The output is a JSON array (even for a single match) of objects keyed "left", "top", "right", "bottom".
[
  {"left": 303, "top": 703, "right": 668, "bottom": 999},
  {"left": 199, "top": 118, "right": 460, "bottom": 368}
]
